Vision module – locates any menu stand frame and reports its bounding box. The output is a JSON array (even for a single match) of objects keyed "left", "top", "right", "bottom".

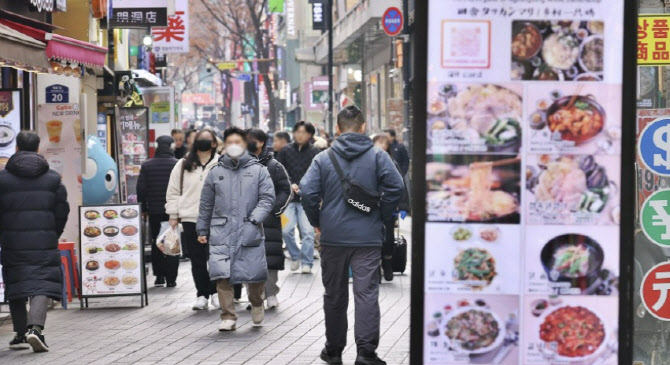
[{"left": 78, "top": 204, "right": 149, "bottom": 309}]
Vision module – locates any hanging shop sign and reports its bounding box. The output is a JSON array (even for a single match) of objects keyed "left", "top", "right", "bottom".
[
  {"left": 0, "top": 90, "right": 22, "bottom": 170},
  {"left": 45, "top": 84, "right": 69, "bottom": 104},
  {"left": 639, "top": 118, "right": 670, "bottom": 176},
  {"left": 116, "top": 108, "right": 149, "bottom": 204},
  {"left": 152, "top": 0, "right": 189, "bottom": 54},
  {"left": 286, "top": 0, "right": 296, "bottom": 39},
  {"left": 79, "top": 204, "right": 148, "bottom": 308},
  {"left": 110, "top": 0, "right": 168, "bottom": 28},
  {"left": 414, "top": 1, "right": 631, "bottom": 364},
  {"left": 638, "top": 15, "right": 670, "bottom": 65},
  {"left": 641, "top": 262, "right": 670, "bottom": 321},
  {"left": 311, "top": 0, "right": 326, "bottom": 31},
  {"left": 382, "top": 7, "right": 403, "bottom": 36}
]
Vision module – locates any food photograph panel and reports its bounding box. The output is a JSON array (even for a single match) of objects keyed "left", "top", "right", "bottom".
[
  {"left": 427, "top": 83, "right": 523, "bottom": 154},
  {"left": 524, "top": 225, "right": 619, "bottom": 296},
  {"left": 424, "top": 293, "right": 520, "bottom": 365},
  {"left": 79, "top": 205, "right": 143, "bottom": 296},
  {"left": 427, "top": 154, "right": 521, "bottom": 223},
  {"left": 522, "top": 295, "right": 617, "bottom": 365},
  {"left": 425, "top": 223, "right": 521, "bottom": 294},
  {"left": 511, "top": 20, "right": 604, "bottom": 82},
  {"left": 525, "top": 154, "right": 620, "bottom": 225},
  {"left": 525, "top": 83, "right": 622, "bottom": 155}
]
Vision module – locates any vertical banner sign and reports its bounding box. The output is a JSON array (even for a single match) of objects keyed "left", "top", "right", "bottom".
[
  {"left": 311, "top": 0, "right": 326, "bottom": 31},
  {"left": 152, "top": 0, "right": 189, "bottom": 54},
  {"left": 79, "top": 205, "right": 144, "bottom": 297},
  {"left": 37, "top": 104, "right": 83, "bottom": 244},
  {"left": 0, "top": 90, "right": 22, "bottom": 170},
  {"left": 110, "top": 0, "right": 168, "bottom": 28},
  {"left": 420, "top": 2, "right": 625, "bottom": 364},
  {"left": 116, "top": 108, "right": 149, "bottom": 204}
]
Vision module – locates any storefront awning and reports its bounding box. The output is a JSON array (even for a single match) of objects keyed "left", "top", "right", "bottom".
[
  {"left": 0, "top": 23, "right": 50, "bottom": 72},
  {"left": 0, "top": 19, "right": 107, "bottom": 69}
]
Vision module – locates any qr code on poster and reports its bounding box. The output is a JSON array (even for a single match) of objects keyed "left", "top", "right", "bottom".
[
  {"left": 450, "top": 27, "right": 481, "bottom": 57},
  {"left": 442, "top": 20, "right": 491, "bottom": 69}
]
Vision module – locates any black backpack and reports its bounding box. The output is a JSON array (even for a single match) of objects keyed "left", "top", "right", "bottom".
[{"left": 328, "top": 149, "right": 381, "bottom": 215}]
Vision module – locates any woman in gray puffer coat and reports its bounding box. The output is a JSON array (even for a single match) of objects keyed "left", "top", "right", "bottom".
[{"left": 197, "top": 127, "right": 275, "bottom": 331}]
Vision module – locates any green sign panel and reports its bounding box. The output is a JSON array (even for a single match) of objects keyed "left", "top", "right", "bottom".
[
  {"left": 641, "top": 189, "right": 670, "bottom": 246},
  {"left": 269, "top": 0, "right": 285, "bottom": 13},
  {"left": 129, "top": 46, "right": 139, "bottom": 56}
]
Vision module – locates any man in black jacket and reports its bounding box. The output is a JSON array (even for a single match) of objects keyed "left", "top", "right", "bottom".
[
  {"left": 384, "top": 129, "right": 410, "bottom": 176},
  {"left": 247, "top": 128, "right": 292, "bottom": 308},
  {"left": 172, "top": 129, "right": 188, "bottom": 159},
  {"left": 0, "top": 131, "right": 69, "bottom": 353},
  {"left": 276, "top": 121, "right": 320, "bottom": 273},
  {"left": 137, "top": 136, "right": 180, "bottom": 287}
]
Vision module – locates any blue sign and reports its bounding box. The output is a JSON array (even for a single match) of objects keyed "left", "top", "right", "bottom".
[
  {"left": 382, "top": 7, "right": 403, "bottom": 36},
  {"left": 236, "top": 73, "right": 253, "bottom": 82},
  {"left": 640, "top": 118, "right": 670, "bottom": 176},
  {"left": 46, "top": 84, "right": 69, "bottom": 104}
]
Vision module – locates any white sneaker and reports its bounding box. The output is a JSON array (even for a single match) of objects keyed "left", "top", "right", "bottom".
[
  {"left": 266, "top": 295, "right": 279, "bottom": 309},
  {"left": 218, "top": 319, "right": 236, "bottom": 331},
  {"left": 314, "top": 251, "right": 320, "bottom": 260},
  {"left": 211, "top": 295, "right": 220, "bottom": 309},
  {"left": 192, "top": 296, "right": 209, "bottom": 310},
  {"left": 290, "top": 260, "right": 300, "bottom": 271},
  {"left": 301, "top": 265, "right": 312, "bottom": 274},
  {"left": 251, "top": 306, "right": 265, "bottom": 326}
]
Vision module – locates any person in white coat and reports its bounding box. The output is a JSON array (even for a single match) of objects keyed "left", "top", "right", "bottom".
[{"left": 165, "top": 129, "right": 220, "bottom": 310}]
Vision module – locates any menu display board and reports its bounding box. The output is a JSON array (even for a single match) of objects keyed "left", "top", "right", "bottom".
[
  {"left": 420, "top": 1, "right": 627, "bottom": 364},
  {"left": 116, "top": 108, "right": 149, "bottom": 204},
  {"left": 0, "top": 90, "right": 22, "bottom": 170},
  {"left": 79, "top": 205, "right": 144, "bottom": 298}
]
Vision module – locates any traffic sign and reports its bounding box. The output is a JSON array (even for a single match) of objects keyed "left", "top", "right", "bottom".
[
  {"left": 382, "top": 7, "right": 403, "bottom": 36},
  {"left": 641, "top": 261, "right": 670, "bottom": 321},
  {"left": 216, "top": 62, "right": 237, "bottom": 71},
  {"left": 236, "top": 73, "right": 252, "bottom": 82},
  {"left": 640, "top": 189, "right": 670, "bottom": 247},
  {"left": 639, "top": 118, "right": 670, "bottom": 176}
]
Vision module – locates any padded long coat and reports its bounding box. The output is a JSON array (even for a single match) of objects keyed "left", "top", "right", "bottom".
[
  {"left": 197, "top": 152, "right": 275, "bottom": 284},
  {"left": 0, "top": 152, "right": 70, "bottom": 301}
]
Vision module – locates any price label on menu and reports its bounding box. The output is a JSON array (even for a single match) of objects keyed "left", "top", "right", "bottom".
[
  {"left": 79, "top": 205, "right": 143, "bottom": 296},
  {"left": 421, "top": 1, "right": 626, "bottom": 364}
]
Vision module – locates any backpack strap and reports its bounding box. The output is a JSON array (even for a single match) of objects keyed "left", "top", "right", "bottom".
[
  {"left": 179, "top": 159, "right": 186, "bottom": 196},
  {"left": 327, "top": 149, "right": 346, "bottom": 182}
]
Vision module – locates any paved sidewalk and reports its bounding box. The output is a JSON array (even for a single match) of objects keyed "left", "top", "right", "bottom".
[{"left": 0, "top": 219, "right": 411, "bottom": 365}]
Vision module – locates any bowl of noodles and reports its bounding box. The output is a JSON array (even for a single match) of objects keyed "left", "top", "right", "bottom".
[
  {"left": 538, "top": 305, "right": 607, "bottom": 362},
  {"left": 540, "top": 234, "right": 604, "bottom": 289}
]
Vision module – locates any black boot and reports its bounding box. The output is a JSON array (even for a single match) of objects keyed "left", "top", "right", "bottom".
[
  {"left": 355, "top": 350, "right": 386, "bottom": 365},
  {"left": 320, "top": 348, "right": 343, "bottom": 365},
  {"left": 382, "top": 256, "right": 394, "bottom": 282}
]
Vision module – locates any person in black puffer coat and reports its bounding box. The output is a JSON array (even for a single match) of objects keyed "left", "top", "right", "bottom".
[
  {"left": 0, "top": 131, "right": 69, "bottom": 352},
  {"left": 137, "top": 136, "right": 180, "bottom": 287},
  {"left": 247, "top": 128, "right": 292, "bottom": 309}
]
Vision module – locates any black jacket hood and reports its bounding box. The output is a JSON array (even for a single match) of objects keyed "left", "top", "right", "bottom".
[
  {"left": 330, "top": 133, "right": 374, "bottom": 161},
  {"left": 5, "top": 151, "right": 50, "bottom": 178},
  {"left": 257, "top": 148, "right": 274, "bottom": 165}
]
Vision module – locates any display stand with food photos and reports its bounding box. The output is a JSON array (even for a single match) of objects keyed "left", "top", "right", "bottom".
[
  {"left": 79, "top": 204, "right": 148, "bottom": 308},
  {"left": 411, "top": 1, "right": 636, "bottom": 364}
]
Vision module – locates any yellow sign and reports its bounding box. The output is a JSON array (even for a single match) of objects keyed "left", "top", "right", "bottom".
[
  {"left": 639, "top": 15, "right": 670, "bottom": 65},
  {"left": 216, "top": 62, "right": 236, "bottom": 71}
]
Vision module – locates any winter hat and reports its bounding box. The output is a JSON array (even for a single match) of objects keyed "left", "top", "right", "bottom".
[{"left": 156, "top": 135, "right": 175, "bottom": 155}]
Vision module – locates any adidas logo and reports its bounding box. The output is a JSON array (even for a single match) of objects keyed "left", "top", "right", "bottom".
[{"left": 348, "top": 199, "right": 371, "bottom": 213}]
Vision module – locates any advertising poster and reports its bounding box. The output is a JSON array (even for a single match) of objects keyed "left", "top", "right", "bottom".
[
  {"left": 152, "top": 0, "right": 189, "bottom": 54},
  {"left": 79, "top": 205, "right": 143, "bottom": 296},
  {"left": 0, "top": 90, "right": 22, "bottom": 170},
  {"left": 116, "top": 108, "right": 149, "bottom": 204},
  {"left": 37, "top": 104, "right": 83, "bottom": 243},
  {"left": 423, "top": 1, "right": 625, "bottom": 364}
]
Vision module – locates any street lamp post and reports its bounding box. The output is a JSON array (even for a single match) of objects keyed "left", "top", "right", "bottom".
[{"left": 327, "top": 0, "right": 334, "bottom": 136}]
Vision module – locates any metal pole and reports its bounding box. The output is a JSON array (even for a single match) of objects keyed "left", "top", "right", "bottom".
[
  {"left": 327, "top": 0, "right": 334, "bottom": 135},
  {"left": 402, "top": 0, "right": 411, "bottom": 146}
]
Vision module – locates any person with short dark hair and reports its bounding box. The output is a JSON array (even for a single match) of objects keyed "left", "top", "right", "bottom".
[
  {"left": 245, "top": 128, "right": 292, "bottom": 309},
  {"left": 185, "top": 129, "right": 196, "bottom": 149},
  {"left": 384, "top": 129, "right": 410, "bottom": 176},
  {"left": 197, "top": 127, "right": 275, "bottom": 331},
  {"left": 300, "top": 106, "right": 403, "bottom": 365},
  {"left": 273, "top": 131, "right": 291, "bottom": 153},
  {"left": 0, "top": 131, "right": 70, "bottom": 352},
  {"left": 137, "top": 135, "right": 180, "bottom": 287},
  {"left": 171, "top": 129, "right": 187, "bottom": 159},
  {"left": 276, "top": 121, "right": 320, "bottom": 273}
]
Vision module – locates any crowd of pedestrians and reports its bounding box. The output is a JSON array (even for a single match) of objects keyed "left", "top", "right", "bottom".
[{"left": 2, "top": 106, "right": 410, "bottom": 365}]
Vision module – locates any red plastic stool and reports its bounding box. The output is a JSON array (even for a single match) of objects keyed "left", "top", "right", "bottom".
[
  {"left": 60, "top": 256, "right": 72, "bottom": 304},
  {"left": 58, "top": 242, "right": 80, "bottom": 300}
]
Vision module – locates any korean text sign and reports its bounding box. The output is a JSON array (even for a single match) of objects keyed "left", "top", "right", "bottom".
[{"left": 638, "top": 15, "right": 670, "bottom": 65}]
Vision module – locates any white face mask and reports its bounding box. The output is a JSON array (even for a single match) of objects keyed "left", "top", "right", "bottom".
[{"left": 226, "top": 144, "right": 245, "bottom": 159}]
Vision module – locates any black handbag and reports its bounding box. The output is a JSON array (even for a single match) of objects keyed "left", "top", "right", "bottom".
[{"left": 328, "top": 149, "right": 381, "bottom": 215}]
